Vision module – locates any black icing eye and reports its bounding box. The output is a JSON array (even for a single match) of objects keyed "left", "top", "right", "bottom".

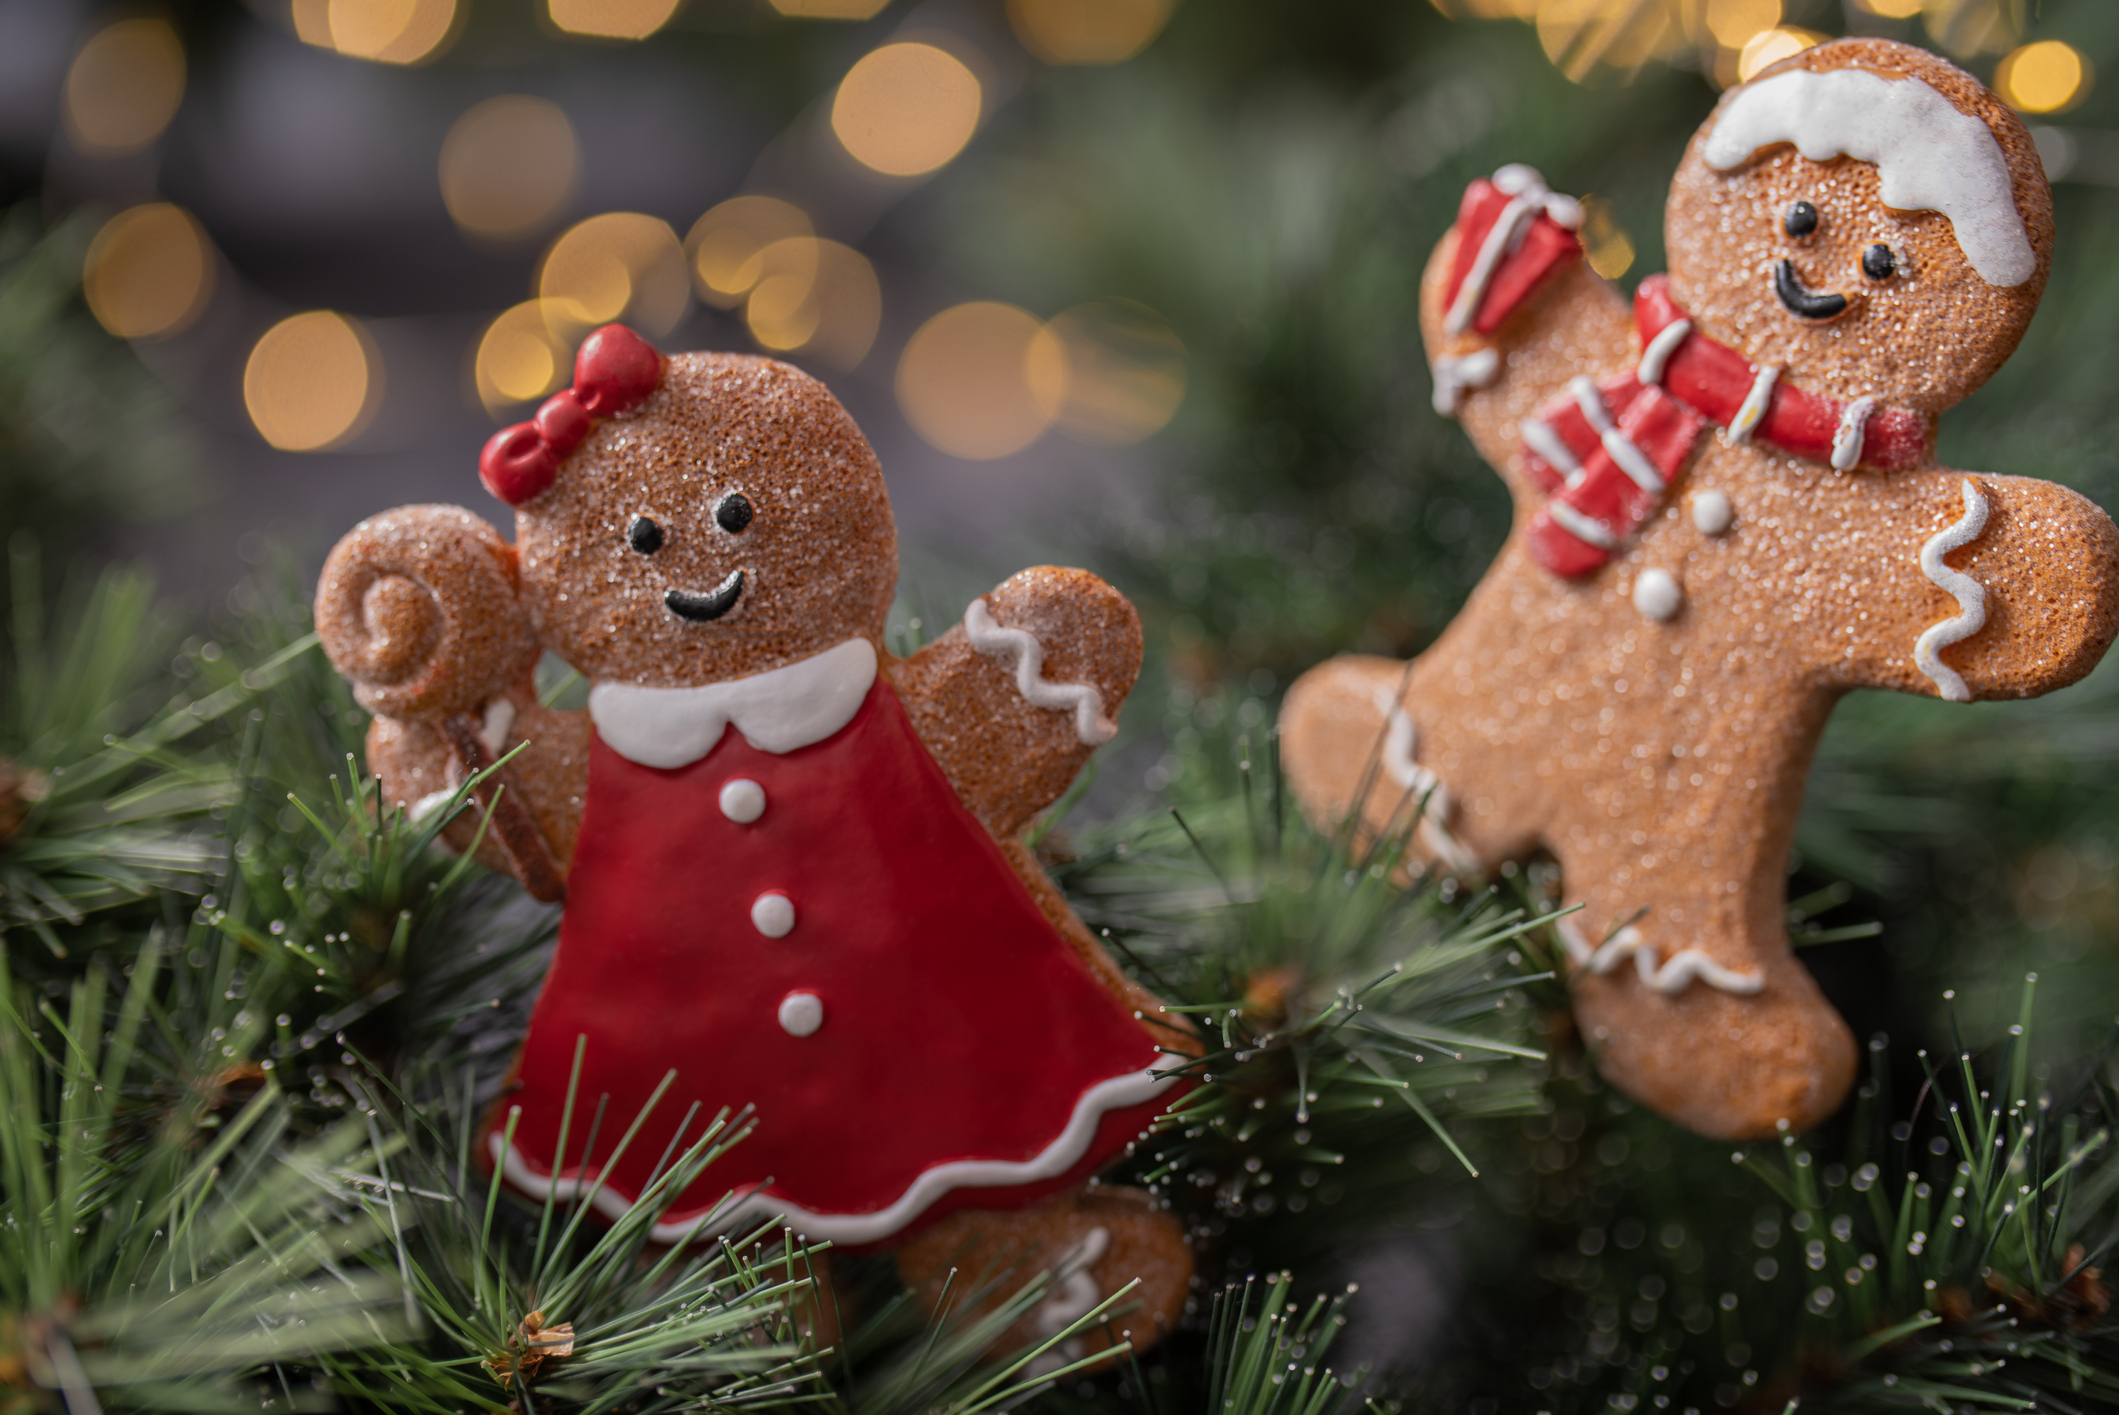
[
  {"left": 1862, "top": 243, "right": 1897, "bottom": 280},
  {"left": 1783, "top": 201, "right": 1819, "bottom": 238},
  {"left": 714, "top": 492, "right": 754, "bottom": 535},
  {"left": 627, "top": 515, "right": 663, "bottom": 554}
]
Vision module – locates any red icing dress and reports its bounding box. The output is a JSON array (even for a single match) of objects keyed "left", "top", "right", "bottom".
[{"left": 488, "top": 640, "right": 1176, "bottom": 1247}]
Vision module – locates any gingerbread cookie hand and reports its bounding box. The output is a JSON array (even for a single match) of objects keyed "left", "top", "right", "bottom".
[{"left": 891, "top": 567, "right": 1143, "bottom": 838}]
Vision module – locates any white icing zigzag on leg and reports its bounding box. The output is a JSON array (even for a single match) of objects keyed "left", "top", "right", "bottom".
[
  {"left": 964, "top": 598, "right": 1120, "bottom": 746},
  {"left": 1369, "top": 689, "right": 1479, "bottom": 874},
  {"left": 1555, "top": 917, "right": 1764, "bottom": 997},
  {"left": 1913, "top": 477, "right": 1991, "bottom": 704}
]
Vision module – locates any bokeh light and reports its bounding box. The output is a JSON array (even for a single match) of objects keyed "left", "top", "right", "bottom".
[
  {"left": 896, "top": 302, "right": 1066, "bottom": 460},
  {"left": 743, "top": 238, "right": 882, "bottom": 369},
  {"left": 475, "top": 301, "right": 576, "bottom": 413},
  {"left": 1851, "top": 0, "right": 1923, "bottom": 16},
  {"left": 547, "top": 0, "right": 682, "bottom": 39},
  {"left": 293, "top": 0, "right": 460, "bottom": 64},
  {"left": 538, "top": 213, "right": 690, "bottom": 336},
  {"left": 1704, "top": 0, "right": 1778, "bottom": 48},
  {"left": 1996, "top": 40, "right": 2090, "bottom": 115},
  {"left": 1737, "top": 26, "right": 1819, "bottom": 82},
  {"left": 1007, "top": 0, "right": 1177, "bottom": 65},
  {"left": 1578, "top": 195, "right": 1635, "bottom": 281},
  {"left": 686, "top": 196, "right": 815, "bottom": 308},
  {"left": 440, "top": 96, "right": 582, "bottom": 242},
  {"left": 82, "top": 204, "right": 215, "bottom": 342},
  {"left": 1923, "top": 0, "right": 2013, "bottom": 58},
  {"left": 63, "top": 18, "right": 186, "bottom": 158},
  {"left": 769, "top": 0, "right": 892, "bottom": 17},
  {"left": 1042, "top": 299, "right": 1185, "bottom": 443},
  {"left": 831, "top": 43, "right": 982, "bottom": 177},
  {"left": 243, "top": 312, "right": 382, "bottom": 452}
]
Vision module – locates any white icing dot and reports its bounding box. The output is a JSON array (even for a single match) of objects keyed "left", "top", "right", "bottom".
[
  {"left": 1690, "top": 489, "right": 1733, "bottom": 535},
  {"left": 719, "top": 778, "right": 766, "bottom": 823},
  {"left": 751, "top": 892, "right": 795, "bottom": 938},
  {"left": 1632, "top": 569, "right": 1684, "bottom": 622},
  {"left": 778, "top": 991, "right": 823, "bottom": 1037}
]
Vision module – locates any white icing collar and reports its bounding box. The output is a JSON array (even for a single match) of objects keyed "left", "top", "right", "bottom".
[{"left": 588, "top": 638, "right": 877, "bottom": 769}]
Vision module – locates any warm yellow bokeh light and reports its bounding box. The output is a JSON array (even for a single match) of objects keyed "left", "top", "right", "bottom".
[
  {"left": 440, "top": 97, "right": 581, "bottom": 242},
  {"left": 1042, "top": 300, "right": 1184, "bottom": 444},
  {"left": 1852, "top": 0, "right": 1924, "bottom": 16},
  {"left": 1704, "top": 0, "right": 1778, "bottom": 48},
  {"left": 316, "top": 0, "right": 459, "bottom": 63},
  {"left": 742, "top": 238, "right": 882, "bottom": 370},
  {"left": 1997, "top": 40, "right": 2089, "bottom": 115},
  {"left": 539, "top": 213, "right": 689, "bottom": 336},
  {"left": 244, "top": 312, "right": 381, "bottom": 452},
  {"left": 1924, "top": 0, "right": 2011, "bottom": 59},
  {"left": 1007, "top": 0, "right": 1175, "bottom": 65},
  {"left": 1738, "top": 26, "right": 1819, "bottom": 82},
  {"left": 475, "top": 301, "right": 577, "bottom": 412},
  {"left": 770, "top": 0, "right": 891, "bottom": 17},
  {"left": 831, "top": 43, "right": 982, "bottom": 178},
  {"left": 686, "top": 196, "right": 814, "bottom": 307},
  {"left": 897, "top": 303, "right": 1069, "bottom": 459},
  {"left": 83, "top": 204, "right": 214, "bottom": 342},
  {"left": 63, "top": 18, "right": 186, "bottom": 158},
  {"left": 1578, "top": 196, "right": 1636, "bottom": 281},
  {"left": 548, "top": 0, "right": 682, "bottom": 39}
]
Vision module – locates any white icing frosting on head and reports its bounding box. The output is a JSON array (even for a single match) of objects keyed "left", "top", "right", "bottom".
[{"left": 1702, "top": 67, "right": 2036, "bottom": 288}]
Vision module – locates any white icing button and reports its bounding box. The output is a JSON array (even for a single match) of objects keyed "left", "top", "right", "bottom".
[
  {"left": 751, "top": 892, "right": 795, "bottom": 938},
  {"left": 1632, "top": 568, "right": 1684, "bottom": 622},
  {"left": 719, "top": 778, "right": 766, "bottom": 823},
  {"left": 778, "top": 991, "right": 823, "bottom": 1037},
  {"left": 1690, "top": 489, "right": 1733, "bottom": 535}
]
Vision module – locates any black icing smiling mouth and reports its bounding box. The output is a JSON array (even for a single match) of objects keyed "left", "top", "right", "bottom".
[
  {"left": 665, "top": 569, "right": 745, "bottom": 622},
  {"left": 1773, "top": 259, "right": 1851, "bottom": 321}
]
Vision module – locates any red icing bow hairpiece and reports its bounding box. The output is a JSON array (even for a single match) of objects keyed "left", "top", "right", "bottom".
[{"left": 479, "top": 324, "right": 663, "bottom": 506}]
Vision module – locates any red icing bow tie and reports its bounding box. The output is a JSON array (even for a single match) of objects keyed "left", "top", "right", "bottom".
[{"left": 479, "top": 325, "right": 663, "bottom": 507}]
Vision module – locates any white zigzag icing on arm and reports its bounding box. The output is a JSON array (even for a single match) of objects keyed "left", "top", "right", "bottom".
[
  {"left": 1369, "top": 688, "right": 1478, "bottom": 874},
  {"left": 963, "top": 598, "right": 1120, "bottom": 746},
  {"left": 1913, "top": 478, "right": 1991, "bottom": 704},
  {"left": 1555, "top": 917, "right": 1763, "bottom": 996}
]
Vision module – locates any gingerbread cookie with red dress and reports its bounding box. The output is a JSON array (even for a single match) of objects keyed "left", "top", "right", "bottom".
[
  {"left": 316, "top": 328, "right": 1193, "bottom": 1358},
  {"left": 1282, "top": 39, "right": 2119, "bottom": 1141}
]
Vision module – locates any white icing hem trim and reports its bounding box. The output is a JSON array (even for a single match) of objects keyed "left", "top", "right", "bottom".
[
  {"left": 1431, "top": 348, "right": 1499, "bottom": 417},
  {"left": 491, "top": 1065, "right": 1178, "bottom": 1245},
  {"left": 1371, "top": 689, "right": 1478, "bottom": 874},
  {"left": 588, "top": 638, "right": 878, "bottom": 769},
  {"left": 1637, "top": 318, "right": 1691, "bottom": 387},
  {"left": 1724, "top": 364, "right": 1779, "bottom": 447},
  {"left": 1831, "top": 395, "right": 1879, "bottom": 472},
  {"left": 1702, "top": 68, "right": 2036, "bottom": 288},
  {"left": 1556, "top": 917, "right": 1764, "bottom": 997},
  {"left": 1521, "top": 416, "right": 1584, "bottom": 485},
  {"left": 1913, "top": 477, "right": 1991, "bottom": 703},
  {"left": 1546, "top": 500, "right": 1621, "bottom": 551},
  {"left": 964, "top": 598, "right": 1120, "bottom": 746}
]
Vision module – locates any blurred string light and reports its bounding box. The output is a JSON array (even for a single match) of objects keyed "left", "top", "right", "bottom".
[
  {"left": 439, "top": 96, "right": 581, "bottom": 242},
  {"left": 769, "top": 0, "right": 892, "bottom": 17},
  {"left": 1433, "top": 0, "right": 2023, "bottom": 83},
  {"left": 831, "top": 43, "right": 982, "bottom": 176},
  {"left": 475, "top": 301, "right": 576, "bottom": 412},
  {"left": 1996, "top": 40, "right": 2090, "bottom": 114},
  {"left": 896, "top": 299, "right": 1187, "bottom": 458},
  {"left": 82, "top": 204, "right": 215, "bottom": 340},
  {"left": 291, "top": 0, "right": 461, "bottom": 64},
  {"left": 63, "top": 17, "right": 185, "bottom": 157},
  {"left": 538, "top": 213, "right": 690, "bottom": 336},
  {"left": 1007, "top": 0, "right": 1176, "bottom": 65},
  {"left": 1576, "top": 196, "right": 1635, "bottom": 281},
  {"left": 243, "top": 312, "right": 382, "bottom": 452},
  {"left": 547, "top": 0, "right": 682, "bottom": 39}
]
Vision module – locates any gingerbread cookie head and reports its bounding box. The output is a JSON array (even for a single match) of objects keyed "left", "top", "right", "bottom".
[
  {"left": 1666, "top": 38, "right": 2053, "bottom": 418},
  {"left": 482, "top": 328, "right": 899, "bottom": 689}
]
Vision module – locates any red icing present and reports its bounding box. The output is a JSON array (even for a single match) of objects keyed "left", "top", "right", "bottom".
[{"left": 1442, "top": 177, "right": 1584, "bottom": 337}]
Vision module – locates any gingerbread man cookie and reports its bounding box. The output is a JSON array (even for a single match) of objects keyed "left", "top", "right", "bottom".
[
  {"left": 1282, "top": 40, "right": 2119, "bottom": 1141},
  {"left": 315, "top": 328, "right": 1193, "bottom": 1352}
]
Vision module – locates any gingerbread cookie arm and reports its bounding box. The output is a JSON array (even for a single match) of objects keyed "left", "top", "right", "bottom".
[
  {"left": 1421, "top": 234, "right": 1638, "bottom": 509},
  {"left": 889, "top": 566, "right": 1143, "bottom": 840}
]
